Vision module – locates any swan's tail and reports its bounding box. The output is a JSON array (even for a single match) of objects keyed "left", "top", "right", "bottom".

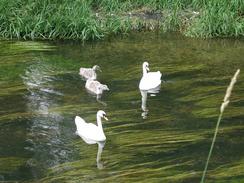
[
  {"left": 157, "top": 71, "right": 162, "bottom": 79},
  {"left": 79, "top": 68, "right": 85, "bottom": 75}
]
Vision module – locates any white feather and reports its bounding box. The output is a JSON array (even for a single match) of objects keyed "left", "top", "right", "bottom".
[
  {"left": 75, "top": 111, "right": 107, "bottom": 144},
  {"left": 139, "top": 62, "right": 162, "bottom": 90},
  {"left": 79, "top": 65, "right": 100, "bottom": 80},
  {"left": 85, "top": 79, "right": 109, "bottom": 95}
]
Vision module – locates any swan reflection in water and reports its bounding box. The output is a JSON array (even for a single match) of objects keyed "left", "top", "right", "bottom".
[
  {"left": 75, "top": 110, "right": 107, "bottom": 169},
  {"left": 85, "top": 89, "right": 108, "bottom": 106},
  {"left": 140, "top": 85, "right": 161, "bottom": 119},
  {"left": 96, "top": 141, "right": 105, "bottom": 169}
]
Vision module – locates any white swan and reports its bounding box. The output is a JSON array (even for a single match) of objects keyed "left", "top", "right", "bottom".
[
  {"left": 139, "top": 62, "right": 162, "bottom": 90},
  {"left": 75, "top": 110, "right": 108, "bottom": 144},
  {"left": 79, "top": 65, "right": 101, "bottom": 80},
  {"left": 75, "top": 110, "right": 107, "bottom": 169},
  {"left": 85, "top": 77, "right": 109, "bottom": 95}
]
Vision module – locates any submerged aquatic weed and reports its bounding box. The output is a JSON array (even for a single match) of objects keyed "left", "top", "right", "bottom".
[{"left": 201, "top": 69, "right": 240, "bottom": 183}]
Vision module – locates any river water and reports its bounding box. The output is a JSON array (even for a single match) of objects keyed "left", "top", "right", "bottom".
[{"left": 0, "top": 32, "right": 244, "bottom": 182}]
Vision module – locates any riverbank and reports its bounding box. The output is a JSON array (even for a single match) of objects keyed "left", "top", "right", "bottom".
[{"left": 0, "top": 0, "right": 243, "bottom": 40}]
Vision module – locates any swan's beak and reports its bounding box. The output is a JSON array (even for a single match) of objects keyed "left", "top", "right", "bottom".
[
  {"left": 103, "top": 116, "right": 108, "bottom": 121},
  {"left": 146, "top": 66, "right": 150, "bottom": 71}
]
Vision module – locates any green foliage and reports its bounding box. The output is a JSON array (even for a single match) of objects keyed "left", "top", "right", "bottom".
[
  {"left": 186, "top": 0, "right": 244, "bottom": 37},
  {"left": 0, "top": 0, "right": 102, "bottom": 40},
  {"left": 0, "top": 0, "right": 243, "bottom": 40}
]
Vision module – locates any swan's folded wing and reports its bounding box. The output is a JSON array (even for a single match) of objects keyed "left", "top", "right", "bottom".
[
  {"left": 147, "top": 71, "right": 162, "bottom": 78},
  {"left": 86, "top": 80, "right": 99, "bottom": 92},
  {"left": 79, "top": 68, "right": 93, "bottom": 79},
  {"left": 75, "top": 116, "right": 87, "bottom": 130},
  {"left": 83, "top": 123, "right": 103, "bottom": 139},
  {"left": 75, "top": 117, "right": 97, "bottom": 133},
  {"left": 77, "top": 123, "right": 106, "bottom": 142},
  {"left": 139, "top": 71, "right": 162, "bottom": 90}
]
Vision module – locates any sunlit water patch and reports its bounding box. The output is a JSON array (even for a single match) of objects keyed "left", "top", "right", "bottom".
[{"left": 0, "top": 33, "right": 244, "bottom": 182}]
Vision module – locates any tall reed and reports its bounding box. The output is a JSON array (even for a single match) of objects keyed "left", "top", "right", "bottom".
[
  {"left": 186, "top": 0, "right": 244, "bottom": 37},
  {"left": 0, "top": 0, "right": 243, "bottom": 40},
  {"left": 201, "top": 69, "right": 240, "bottom": 183}
]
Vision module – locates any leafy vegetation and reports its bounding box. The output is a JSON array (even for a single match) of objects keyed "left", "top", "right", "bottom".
[
  {"left": 0, "top": 0, "right": 243, "bottom": 40},
  {"left": 186, "top": 0, "right": 244, "bottom": 38}
]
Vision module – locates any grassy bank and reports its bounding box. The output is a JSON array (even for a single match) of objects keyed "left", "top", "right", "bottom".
[{"left": 0, "top": 0, "right": 243, "bottom": 40}]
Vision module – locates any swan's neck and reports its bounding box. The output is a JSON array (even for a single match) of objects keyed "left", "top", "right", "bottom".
[
  {"left": 143, "top": 66, "right": 148, "bottom": 76},
  {"left": 91, "top": 72, "right": 97, "bottom": 80},
  {"left": 96, "top": 115, "right": 104, "bottom": 131}
]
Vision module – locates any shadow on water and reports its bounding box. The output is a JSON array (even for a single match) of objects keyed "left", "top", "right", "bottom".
[{"left": 0, "top": 32, "right": 244, "bottom": 182}]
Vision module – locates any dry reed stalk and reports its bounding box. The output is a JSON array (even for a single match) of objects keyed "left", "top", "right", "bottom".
[{"left": 201, "top": 69, "right": 240, "bottom": 183}]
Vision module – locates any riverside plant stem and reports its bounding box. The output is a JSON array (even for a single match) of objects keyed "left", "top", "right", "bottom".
[
  {"left": 0, "top": 0, "right": 243, "bottom": 40},
  {"left": 201, "top": 69, "right": 240, "bottom": 183}
]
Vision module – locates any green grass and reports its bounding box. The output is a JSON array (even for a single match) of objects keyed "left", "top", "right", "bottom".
[
  {"left": 186, "top": 0, "right": 244, "bottom": 38},
  {"left": 0, "top": 0, "right": 243, "bottom": 40}
]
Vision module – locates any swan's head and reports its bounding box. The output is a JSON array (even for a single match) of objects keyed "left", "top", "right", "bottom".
[
  {"left": 93, "top": 65, "right": 102, "bottom": 72},
  {"left": 97, "top": 110, "right": 108, "bottom": 121},
  {"left": 100, "top": 84, "right": 109, "bottom": 91},
  {"left": 97, "top": 85, "right": 109, "bottom": 94},
  {"left": 143, "top": 62, "right": 150, "bottom": 72}
]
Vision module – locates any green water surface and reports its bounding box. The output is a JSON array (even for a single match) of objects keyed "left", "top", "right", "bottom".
[{"left": 0, "top": 32, "right": 244, "bottom": 183}]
